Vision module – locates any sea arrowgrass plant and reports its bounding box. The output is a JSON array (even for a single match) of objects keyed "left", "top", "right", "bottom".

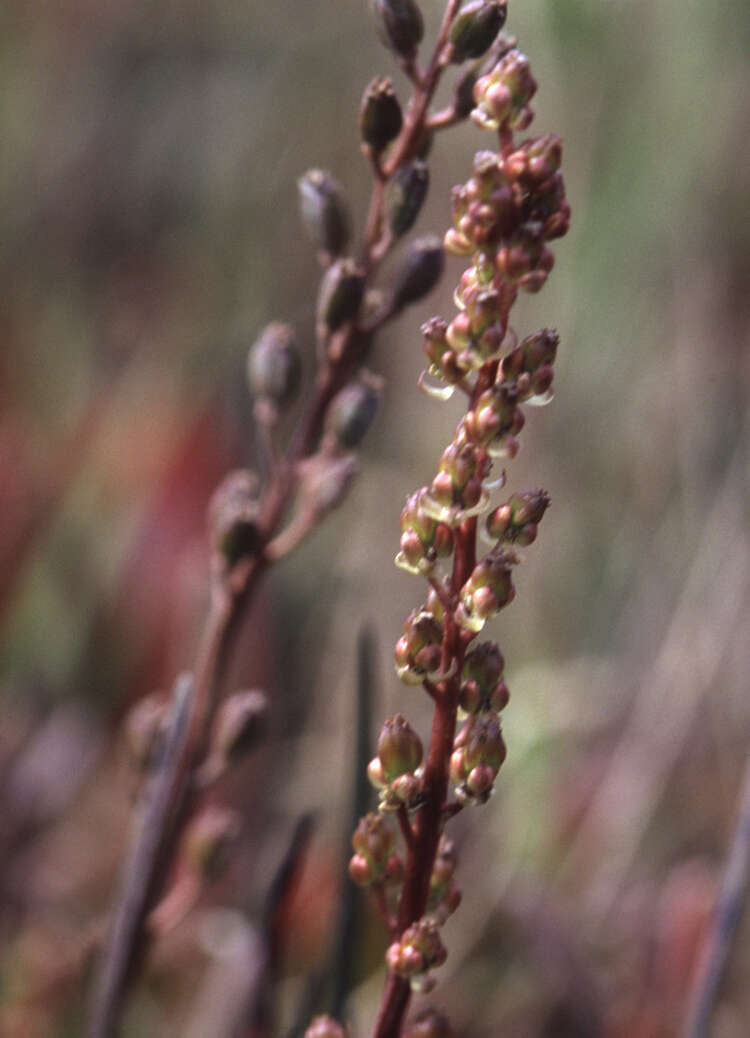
[
  {"left": 335, "top": 8, "right": 570, "bottom": 1036},
  {"left": 87, "top": 2, "right": 510, "bottom": 1034}
]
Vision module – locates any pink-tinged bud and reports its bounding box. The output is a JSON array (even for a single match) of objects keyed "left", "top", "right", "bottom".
[
  {"left": 184, "top": 806, "right": 241, "bottom": 880},
  {"left": 298, "top": 169, "right": 350, "bottom": 257},
  {"left": 351, "top": 813, "right": 395, "bottom": 883},
  {"left": 457, "top": 713, "right": 507, "bottom": 771},
  {"left": 466, "top": 763, "right": 496, "bottom": 796},
  {"left": 398, "top": 489, "right": 455, "bottom": 574},
  {"left": 395, "top": 608, "right": 444, "bottom": 684},
  {"left": 387, "top": 918, "right": 447, "bottom": 978},
  {"left": 377, "top": 714, "right": 423, "bottom": 780},
  {"left": 380, "top": 771, "right": 423, "bottom": 812},
  {"left": 404, "top": 1007, "right": 454, "bottom": 1038},
  {"left": 348, "top": 853, "right": 374, "bottom": 886},
  {"left": 458, "top": 551, "right": 515, "bottom": 630},
  {"left": 472, "top": 48, "right": 537, "bottom": 131},
  {"left": 304, "top": 1015, "right": 348, "bottom": 1038},
  {"left": 209, "top": 470, "right": 262, "bottom": 569},
  {"left": 486, "top": 489, "right": 549, "bottom": 544}
]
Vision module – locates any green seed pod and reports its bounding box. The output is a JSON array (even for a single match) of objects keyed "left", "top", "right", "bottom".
[
  {"left": 246, "top": 322, "right": 301, "bottom": 406},
  {"left": 360, "top": 77, "right": 403, "bottom": 152},
  {"left": 317, "top": 258, "right": 366, "bottom": 332},
  {"left": 298, "top": 169, "right": 350, "bottom": 256},
  {"left": 449, "top": 0, "right": 507, "bottom": 63},
  {"left": 326, "top": 379, "right": 380, "bottom": 448},
  {"left": 377, "top": 714, "right": 423, "bottom": 781},
  {"left": 386, "top": 161, "right": 429, "bottom": 237},
  {"left": 391, "top": 236, "right": 445, "bottom": 311},
  {"left": 370, "top": 0, "right": 424, "bottom": 58}
]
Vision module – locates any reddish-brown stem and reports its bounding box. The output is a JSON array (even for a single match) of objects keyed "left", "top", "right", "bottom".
[
  {"left": 374, "top": 520, "right": 476, "bottom": 1038},
  {"left": 397, "top": 804, "right": 415, "bottom": 852},
  {"left": 372, "top": 883, "right": 399, "bottom": 940}
]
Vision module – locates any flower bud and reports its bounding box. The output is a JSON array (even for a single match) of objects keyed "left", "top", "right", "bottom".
[
  {"left": 472, "top": 48, "right": 537, "bottom": 131},
  {"left": 377, "top": 714, "right": 423, "bottom": 781},
  {"left": 209, "top": 470, "right": 262, "bottom": 568},
  {"left": 430, "top": 835, "right": 457, "bottom": 894},
  {"left": 486, "top": 489, "right": 550, "bottom": 545},
  {"left": 457, "top": 550, "right": 515, "bottom": 632},
  {"left": 184, "top": 806, "right": 241, "bottom": 880},
  {"left": 386, "top": 161, "right": 429, "bottom": 237},
  {"left": 449, "top": 1, "right": 507, "bottom": 63},
  {"left": 305, "top": 1016, "right": 348, "bottom": 1038},
  {"left": 460, "top": 641, "right": 507, "bottom": 713},
  {"left": 397, "top": 488, "right": 454, "bottom": 575},
  {"left": 211, "top": 689, "right": 268, "bottom": 764},
  {"left": 392, "top": 236, "right": 445, "bottom": 312},
  {"left": 326, "top": 378, "right": 380, "bottom": 448},
  {"left": 317, "top": 258, "right": 366, "bottom": 332},
  {"left": 350, "top": 812, "right": 395, "bottom": 884},
  {"left": 386, "top": 918, "right": 447, "bottom": 978},
  {"left": 246, "top": 322, "right": 301, "bottom": 406},
  {"left": 360, "top": 77, "right": 403, "bottom": 152},
  {"left": 371, "top": 0, "right": 424, "bottom": 58},
  {"left": 404, "top": 1007, "right": 454, "bottom": 1037},
  {"left": 395, "top": 608, "right": 443, "bottom": 684},
  {"left": 298, "top": 169, "right": 350, "bottom": 256}
]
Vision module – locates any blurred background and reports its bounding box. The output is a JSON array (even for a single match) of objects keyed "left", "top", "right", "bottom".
[{"left": 1, "top": 0, "right": 750, "bottom": 1034}]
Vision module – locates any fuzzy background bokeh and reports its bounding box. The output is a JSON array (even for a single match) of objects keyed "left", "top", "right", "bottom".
[{"left": 2, "top": 1, "right": 750, "bottom": 1035}]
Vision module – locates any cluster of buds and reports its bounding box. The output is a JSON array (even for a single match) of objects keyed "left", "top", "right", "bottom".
[
  {"left": 459, "top": 641, "right": 508, "bottom": 714},
  {"left": 368, "top": 714, "right": 425, "bottom": 811},
  {"left": 456, "top": 548, "right": 516, "bottom": 633},
  {"left": 396, "top": 489, "right": 455, "bottom": 575},
  {"left": 385, "top": 918, "right": 448, "bottom": 991},
  {"left": 394, "top": 607, "right": 444, "bottom": 684},
  {"left": 348, "top": 812, "right": 398, "bottom": 886},
  {"left": 485, "top": 488, "right": 550, "bottom": 547},
  {"left": 450, "top": 711, "right": 507, "bottom": 804}
]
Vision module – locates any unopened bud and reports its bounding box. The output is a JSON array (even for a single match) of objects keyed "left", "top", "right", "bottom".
[
  {"left": 360, "top": 77, "right": 403, "bottom": 152},
  {"left": 298, "top": 170, "right": 350, "bottom": 256},
  {"left": 392, "top": 236, "right": 445, "bottom": 311},
  {"left": 386, "top": 161, "right": 429, "bottom": 237},
  {"left": 351, "top": 812, "right": 395, "bottom": 884},
  {"left": 246, "top": 322, "right": 301, "bottom": 406},
  {"left": 318, "top": 258, "right": 366, "bottom": 332},
  {"left": 326, "top": 378, "right": 380, "bottom": 448},
  {"left": 377, "top": 714, "right": 423, "bottom": 781},
  {"left": 371, "top": 0, "right": 424, "bottom": 58},
  {"left": 450, "top": 0, "right": 507, "bottom": 63},
  {"left": 211, "top": 689, "right": 268, "bottom": 764}
]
